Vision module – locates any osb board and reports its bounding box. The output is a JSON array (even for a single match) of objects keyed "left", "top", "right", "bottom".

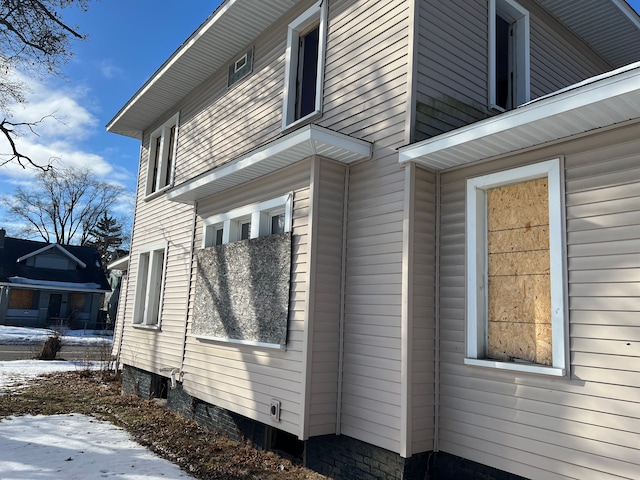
[
  {"left": 487, "top": 177, "right": 552, "bottom": 365},
  {"left": 488, "top": 225, "right": 549, "bottom": 254},
  {"left": 487, "top": 178, "right": 548, "bottom": 231},
  {"left": 192, "top": 232, "right": 291, "bottom": 346},
  {"left": 488, "top": 275, "right": 551, "bottom": 323},
  {"left": 488, "top": 250, "right": 550, "bottom": 276},
  {"left": 8, "top": 289, "right": 33, "bottom": 309},
  {"left": 488, "top": 321, "right": 552, "bottom": 365},
  {"left": 70, "top": 293, "right": 86, "bottom": 311}
]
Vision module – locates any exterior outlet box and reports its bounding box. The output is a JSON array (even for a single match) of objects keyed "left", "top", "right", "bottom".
[{"left": 270, "top": 400, "right": 281, "bottom": 422}]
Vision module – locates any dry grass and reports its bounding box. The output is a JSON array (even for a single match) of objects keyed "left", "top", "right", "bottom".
[{"left": 0, "top": 370, "right": 327, "bottom": 480}]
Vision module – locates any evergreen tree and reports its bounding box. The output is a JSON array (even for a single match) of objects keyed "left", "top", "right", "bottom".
[{"left": 86, "top": 213, "right": 124, "bottom": 270}]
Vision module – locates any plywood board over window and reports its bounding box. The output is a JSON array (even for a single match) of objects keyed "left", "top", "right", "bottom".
[
  {"left": 465, "top": 158, "right": 566, "bottom": 376},
  {"left": 70, "top": 293, "right": 86, "bottom": 312},
  {"left": 9, "top": 289, "right": 33, "bottom": 309},
  {"left": 486, "top": 178, "right": 551, "bottom": 365}
]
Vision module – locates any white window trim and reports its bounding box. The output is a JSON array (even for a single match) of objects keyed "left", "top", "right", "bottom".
[
  {"left": 234, "top": 53, "right": 248, "bottom": 73},
  {"left": 281, "top": 0, "right": 328, "bottom": 130},
  {"left": 145, "top": 113, "right": 179, "bottom": 199},
  {"left": 132, "top": 243, "right": 168, "bottom": 328},
  {"left": 203, "top": 193, "right": 293, "bottom": 248},
  {"left": 465, "top": 158, "right": 566, "bottom": 376},
  {"left": 489, "top": 0, "right": 530, "bottom": 111}
]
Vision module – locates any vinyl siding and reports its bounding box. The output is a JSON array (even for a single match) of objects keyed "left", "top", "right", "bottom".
[
  {"left": 172, "top": 0, "right": 317, "bottom": 183},
  {"left": 437, "top": 125, "right": 640, "bottom": 480},
  {"left": 307, "top": 0, "right": 411, "bottom": 454},
  {"left": 307, "top": 159, "right": 347, "bottom": 437},
  {"left": 116, "top": 124, "right": 194, "bottom": 373},
  {"left": 414, "top": 0, "right": 608, "bottom": 141},
  {"left": 411, "top": 165, "right": 436, "bottom": 454},
  {"left": 340, "top": 151, "right": 406, "bottom": 453},
  {"left": 181, "top": 160, "right": 312, "bottom": 437}
]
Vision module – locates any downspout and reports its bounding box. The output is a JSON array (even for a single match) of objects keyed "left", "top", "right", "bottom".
[
  {"left": 433, "top": 171, "right": 441, "bottom": 453},
  {"left": 335, "top": 165, "right": 350, "bottom": 436}
]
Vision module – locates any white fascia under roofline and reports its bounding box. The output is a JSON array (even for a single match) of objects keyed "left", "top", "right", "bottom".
[
  {"left": 399, "top": 62, "right": 640, "bottom": 171},
  {"left": 167, "top": 124, "right": 372, "bottom": 204}
]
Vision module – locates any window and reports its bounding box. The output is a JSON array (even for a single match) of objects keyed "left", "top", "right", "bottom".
[
  {"left": 282, "top": 1, "right": 327, "bottom": 129},
  {"left": 489, "top": 0, "right": 530, "bottom": 110},
  {"left": 203, "top": 194, "right": 292, "bottom": 247},
  {"left": 465, "top": 159, "right": 566, "bottom": 376},
  {"left": 133, "top": 245, "right": 167, "bottom": 326},
  {"left": 146, "top": 113, "right": 179, "bottom": 197}
]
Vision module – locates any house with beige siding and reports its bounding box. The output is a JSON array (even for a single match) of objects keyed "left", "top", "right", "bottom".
[{"left": 107, "top": 1, "right": 640, "bottom": 478}]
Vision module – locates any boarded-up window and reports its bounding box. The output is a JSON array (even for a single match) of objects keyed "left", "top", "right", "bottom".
[
  {"left": 9, "top": 289, "right": 34, "bottom": 309},
  {"left": 193, "top": 232, "right": 291, "bottom": 347},
  {"left": 70, "top": 293, "right": 86, "bottom": 312},
  {"left": 465, "top": 158, "right": 566, "bottom": 376},
  {"left": 486, "top": 178, "right": 551, "bottom": 365}
]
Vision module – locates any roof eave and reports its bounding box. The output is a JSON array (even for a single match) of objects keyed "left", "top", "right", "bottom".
[
  {"left": 166, "top": 124, "right": 372, "bottom": 204},
  {"left": 106, "top": 0, "right": 299, "bottom": 139},
  {"left": 399, "top": 62, "right": 640, "bottom": 170}
]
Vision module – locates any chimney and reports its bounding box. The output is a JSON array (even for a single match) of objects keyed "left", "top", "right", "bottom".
[{"left": 0, "top": 228, "right": 5, "bottom": 248}]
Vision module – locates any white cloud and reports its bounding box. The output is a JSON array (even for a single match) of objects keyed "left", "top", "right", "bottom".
[
  {"left": 0, "top": 72, "right": 129, "bottom": 188},
  {"left": 10, "top": 72, "right": 98, "bottom": 142},
  {"left": 99, "top": 59, "right": 125, "bottom": 79}
]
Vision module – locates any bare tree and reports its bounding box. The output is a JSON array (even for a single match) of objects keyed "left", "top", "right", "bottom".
[
  {"left": 0, "top": 0, "right": 89, "bottom": 169},
  {"left": 1, "top": 166, "right": 124, "bottom": 245}
]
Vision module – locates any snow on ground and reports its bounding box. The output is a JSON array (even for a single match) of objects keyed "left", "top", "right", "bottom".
[
  {"left": 0, "top": 325, "right": 113, "bottom": 346},
  {"left": 0, "top": 413, "right": 195, "bottom": 479},
  {"left": 0, "top": 326, "right": 195, "bottom": 479},
  {"left": 0, "top": 359, "right": 103, "bottom": 392}
]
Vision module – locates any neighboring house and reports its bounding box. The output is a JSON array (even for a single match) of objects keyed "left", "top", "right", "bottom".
[
  {"left": 0, "top": 230, "right": 111, "bottom": 329},
  {"left": 106, "top": 1, "right": 640, "bottom": 479}
]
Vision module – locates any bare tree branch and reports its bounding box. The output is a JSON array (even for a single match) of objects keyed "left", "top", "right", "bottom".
[
  {"left": 0, "top": 116, "right": 55, "bottom": 169},
  {"left": 0, "top": 0, "right": 89, "bottom": 168}
]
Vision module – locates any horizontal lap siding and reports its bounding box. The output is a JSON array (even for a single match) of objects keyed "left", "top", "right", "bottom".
[
  {"left": 416, "top": 0, "right": 488, "bottom": 140},
  {"left": 117, "top": 135, "right": 194, "bottom": 373},
  {"left": 438, "top": 131, "right": 640, "bottom": 479},
  {"left": 308, "top": 159, "right": 346, "bottom": 437},
  {"left": 181, "top": 161, "right": 311, "bottom": 437},
  {"left": 415, "top": 0, "right": 607, "bottom": 142},
  {"left": 173, "top": 2, "right": 316, "bottom": 183},
  {"left": 319, "top": 0, "right": 410, "bottom": 454},
  {"left": 412, "top": 166, "right": 437, "bottom": 454}
]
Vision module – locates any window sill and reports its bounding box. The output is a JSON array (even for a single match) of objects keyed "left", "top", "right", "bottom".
[
  {"left": 464, "top": 358, "right": 565, "bottom": 377},
  {"left": 144, "top": 185, "right": 171, "bottom": 202},
  {"left": 132, "top": 324, "right": 161, "bottom": 331},
  {"left": 193, "top": 334, "right": 285, "bottom": 351},
  {"left": 281, "top": 110, "right": 321, "bottom": 134}
]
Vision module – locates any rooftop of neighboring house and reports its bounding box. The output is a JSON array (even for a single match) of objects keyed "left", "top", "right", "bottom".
[{"left": 0, "top": 229, "right": 111, "bottom": 291}]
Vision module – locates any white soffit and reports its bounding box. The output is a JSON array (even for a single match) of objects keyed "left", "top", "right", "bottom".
[
  {"left": 399, "top": 63, "right": 640, "bottom": 170},
  {"left": 106, "top": 0, "right": 298, "bottom": 139},
  {"left": 166, "top": 125, "right": 372, "bottom": 204}
]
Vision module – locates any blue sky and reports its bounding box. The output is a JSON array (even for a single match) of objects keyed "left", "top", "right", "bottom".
[
  {"left": 1, "top": 0, "right": 639, "bottom": 237},
  {"left": 0, "top": 1, "right": 223, "bottom": 235}
]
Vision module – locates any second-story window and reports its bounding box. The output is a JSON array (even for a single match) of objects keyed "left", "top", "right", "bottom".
[
  {"left": 489, "top": 0, "right": 530, "bottom": 111},
  {"left": 282, "top": 1, "right": 327, "bottom": 129},
  {"left": 146, "top": 113, "right": 179, "bottom": 197}
]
